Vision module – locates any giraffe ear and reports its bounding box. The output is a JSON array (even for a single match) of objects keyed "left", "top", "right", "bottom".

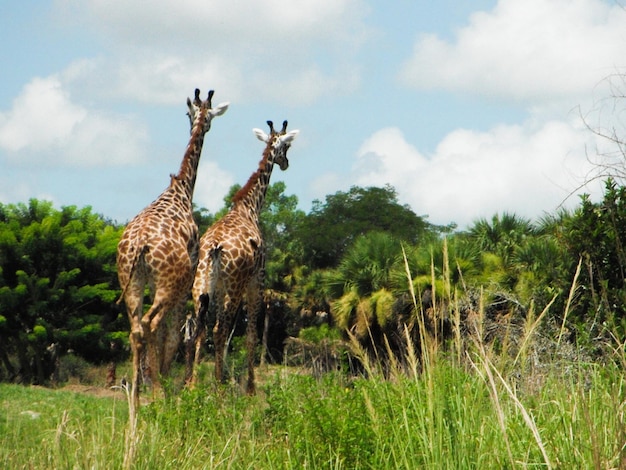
[
  {"left": 280, "top": 130, "right": 299, "bottom": 144},
  {"left": 210, "top": 102, "right": 229, "bottom": 117},
  {"left": 253, "top": 128, "right": 269, "bottom": 142}
]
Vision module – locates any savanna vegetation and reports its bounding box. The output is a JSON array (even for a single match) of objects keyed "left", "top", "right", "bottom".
[{"left": 3, "top": 87, "right": 626, "bottom": 465}]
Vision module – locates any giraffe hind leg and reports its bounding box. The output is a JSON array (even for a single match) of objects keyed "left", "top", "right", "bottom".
[
  {"left": 160, "top": 302, "right": 185, "bottom": 377},
  {"left": 244, "top": 286, "right": 262, "bottom": 395},
  {"left": 186, "top": 293, "right": 210, "bottom": 387}
]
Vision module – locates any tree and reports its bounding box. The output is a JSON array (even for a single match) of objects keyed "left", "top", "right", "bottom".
[
  {"left": 466, "top": 212, "right": 536, "bottom": 268},
  {"left": 298, "top": 185, "right": 446, "bottom": 269},
  {"left": 192, "top": 204, "right": 216, "bottom": 235},
  {"left": 0, "top": 200, "right": 125, "bottom": 384},
  {"left": 563, "top": 179, "right": 626, "bottom": 329},
  {"left": 259, "top": 182, "right": 306, "bottom": 290},
  {"left": 326, "top": 232, "right": 400, "bottom": 350}
]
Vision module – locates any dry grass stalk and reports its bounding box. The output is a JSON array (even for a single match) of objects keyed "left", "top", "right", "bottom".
[{"left": 557, "top": 256, "right": 582, "bottom": 347}]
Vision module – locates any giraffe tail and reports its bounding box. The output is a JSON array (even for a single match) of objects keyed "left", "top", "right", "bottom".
[
  {"left": 115, "top": 244, "right": 149, "bottom": 306},
  {"left": 207, "top": 245, "right": 223, "bottom": 304},
  {"left": 183, "top": 245, "right": 222, "bottom": 341}
]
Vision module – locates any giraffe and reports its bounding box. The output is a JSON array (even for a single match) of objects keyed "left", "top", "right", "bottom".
[
  {"left": 186, "top": 120, "right": 299, "bottom": 394},
  {"left": 116, "top": 88, "right": 228, "bottom": 409}
]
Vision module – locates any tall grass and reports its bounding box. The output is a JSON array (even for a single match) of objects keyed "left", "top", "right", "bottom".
[
  {"left": 2, "top": 358, "right": 625, "bottom": 468},
  {"left": 2, "top": 255, "right": 626, "bottom": 468}
]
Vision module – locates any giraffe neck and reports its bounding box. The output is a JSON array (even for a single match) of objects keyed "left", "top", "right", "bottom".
[
  {"left": 232, "top": 145, "right": 276, "bottom": 221},
  {"left": 173, "top": 112, "right": 207, "bottom": 203}
]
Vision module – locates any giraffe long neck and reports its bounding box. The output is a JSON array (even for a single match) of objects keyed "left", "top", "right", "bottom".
[
  {"left": 175, "top": 112, "right": 207, "bottom": 203},
  {"left": 232, "top": 144, "right": 276, "bottom": 221}
]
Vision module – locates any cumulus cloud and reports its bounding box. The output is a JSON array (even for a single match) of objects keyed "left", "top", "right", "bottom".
[
  {"left": 0, "top": 76, "right": 149, "bottom": 167},
  {"left": 352, "top": 121, "right": 605, "bottom": 228},
  {"left": 193, "top": 160, "right": 235, "bottom": 213},
  {"left": 399, "top": 0, "right": 626, "bottom": 105}
]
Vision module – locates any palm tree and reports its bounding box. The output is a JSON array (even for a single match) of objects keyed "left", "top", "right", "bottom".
[
  {"left": 326, "top": 232, "right": 400, "bottom": 339},
  {"left": 467, "top": 212, "right": 536, "bottom": 267}
]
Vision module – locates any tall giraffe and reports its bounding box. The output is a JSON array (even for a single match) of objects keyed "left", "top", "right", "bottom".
[
  {"left": 116, "top": 88, "right": 228, "bottom": 408},
  {"left": 186, "top": 120, "right": 299, "bottom": 394}
]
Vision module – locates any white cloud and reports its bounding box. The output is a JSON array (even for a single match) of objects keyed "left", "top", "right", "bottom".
[
  {"left": 78, "top": 0, "right": 367, "bottom": 48},
  {"left": 56, "top": 0, "right": 370, "bottom": 106},
  {"left": 0, "top": 77, "right": 86, "bottom": 152},
  {"left": 0, "top": 76, "right": 149, "bottom": 167},
  {"left": 387, "top": 0, "right": 624, "bottom": 228},
  {"left": 193, "top": 160, "right": 235, "bottom": 213},
  {"left": 353, "top": 121, "right": 605, "bottom": 228},
  {"left": 400, "top": 0, "right": 626, "bottom": 105}
]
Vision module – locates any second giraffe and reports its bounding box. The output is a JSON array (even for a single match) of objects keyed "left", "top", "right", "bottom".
[{"left": 186, "top": 120, "right": 299, "bottom": 394}]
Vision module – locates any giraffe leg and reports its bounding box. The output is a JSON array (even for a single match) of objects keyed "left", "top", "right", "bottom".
[
  {"left": 160, "top": 302, "right": 185, "bottom": 377},
  {"left": 213, "top": 319, "right": 226, "bottom": 384},
  {"left": 183, "top": 314, "right": 198, "bottom": 387},
  {"left": 189, "top": 293, "right": 211, "bottom": 387},
  {"left": 123, "top": 283, "right": 145, "bottom": 409},
  {"left": 245, "top": 283, "right": 262, "bottom": 395},
  {"left": 183, "top": 290, "right": 208, "bottom": 387},
  {"left": 140, "top": 299, "right": 170, "bottom": 394},
  {"left": 190, "top": 322, "right": 206, "bottom": 387},
  {"left": 213, "top": 297, "right": 234, "bottom": 385},
  {"left": 128, "top": 327, "right": 143, "bottom": 411}
]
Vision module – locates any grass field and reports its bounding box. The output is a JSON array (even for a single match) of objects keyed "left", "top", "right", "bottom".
[{"left": 2, "top": 331, "right": 625, "bottom": 469}]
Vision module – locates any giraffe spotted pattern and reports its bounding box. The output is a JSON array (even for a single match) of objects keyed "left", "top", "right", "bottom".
[
  {"left": 116, "top": 89, "right": 228, "bottom": 410},
  {"left": 186, "top": 120, "right": 299, "bottom": 394}
]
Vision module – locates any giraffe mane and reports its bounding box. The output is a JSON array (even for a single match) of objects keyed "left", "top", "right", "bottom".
[{"left": 232, "top": 144, "right": 273, "bottom": 203}]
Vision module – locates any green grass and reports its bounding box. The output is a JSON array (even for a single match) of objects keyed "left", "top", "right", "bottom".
[
  {"left": 1, "top": 353, "right": 625, "bottom": 469},
  {"left": 2, "top": 254, "right": 625, "bottom": 468},
  {"left": 0, "top": 383, "right": 129, "bottom": 468}
]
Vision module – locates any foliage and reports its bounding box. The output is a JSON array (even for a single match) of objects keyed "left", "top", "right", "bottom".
[
  {"left": 298, "top": 323, "right": 342, "bottom": 343},
  {"left": 562, "top": 178, "right": 626, "bottom": 333},
  {"left": 192, "top": 203, "right": 215, "bottom": 235},
  {"left": 5, "top": 177, "right": 626, "bottom": 383},
  {"left": 297, "top": 185, "right": 447, "bottom": 269},
  {"left": 258, "top": 181, "right": 306, "bottom": 291},
  {"left": 0, "top": 199, "right": 127, "bottom": 384}
]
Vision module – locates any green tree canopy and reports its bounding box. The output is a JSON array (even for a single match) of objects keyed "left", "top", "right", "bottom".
[
  {"left": 298, "top": 185, "right": 446, "bottom": 270},
  {"left": 563, "top": 179, "right": 626, "bottom": 327},
  {"left": 0, "top": 200, "right": 126, "bottom": 384}
]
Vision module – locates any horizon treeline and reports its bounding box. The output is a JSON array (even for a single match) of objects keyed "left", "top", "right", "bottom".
[{"left": 1, "top": 179, "right": 625, "bottom": 384}]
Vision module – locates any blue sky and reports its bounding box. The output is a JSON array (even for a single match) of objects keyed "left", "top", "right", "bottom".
[{"left": 2, "top": 0, "right": 625, "bottom": 229}]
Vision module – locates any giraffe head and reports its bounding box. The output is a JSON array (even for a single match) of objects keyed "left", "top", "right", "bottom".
[
  {"left": 186, "top": 88, "right": 229, "bottom": 135},
  {"left": 253, "top": 120, "right": 299, "bottom": 170}
]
